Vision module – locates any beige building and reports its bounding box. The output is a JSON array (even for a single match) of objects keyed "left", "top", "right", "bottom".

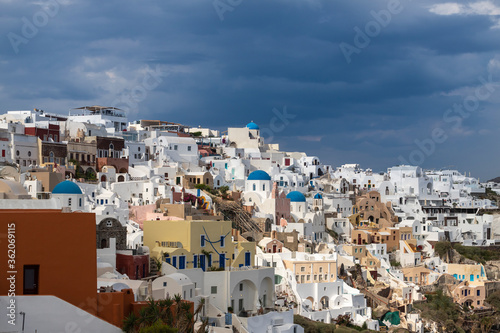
[
  {"left": 451, "top": 281, "right": 487, "bottom": 309},
  {"left": 349, "top": 191, "right": 397, "bottom": 228},
  {"left": 401, "top": 266, "right": 434, "bottom": 285},
  {"left": 283, "top": 256, "right": 337, "bottom": 284},
  {"left": 177, "top": 171, "right": 213, "bottom": 189}
]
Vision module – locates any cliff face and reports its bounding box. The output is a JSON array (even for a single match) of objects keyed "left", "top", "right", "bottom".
[
  {"left": 484, "top": 260, "right": 500, "bottom": 280},
  {"left": 491, "top": 213, "right": 500, "bottom": 240},
  {"left": 443, "top": 248, "right": 477, "bottom": 265}
]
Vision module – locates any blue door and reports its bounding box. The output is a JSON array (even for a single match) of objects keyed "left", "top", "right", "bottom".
[
  {"left": 470, "top": 274, "right": 474, "bottom": 282},
  {"left": 200, "top": 254, "right": 206, "bottom": 271},
  {"left": 179, "top": 256, "right": 186, "bottom": 269},
  {"left": 172, "top": 256, "right": 177, "bottom": 268},
  {"left": 193, "top": 255, "right": 198, "bottom": 268},
  {"left": 166, "top": 257, "right": 171, "bottom": 265},
  {"left": 245, "top": 252, "right": 251, "bottom": 266},
  {"left": 219, "top": 253, "right": 226, "bottom": 269}
]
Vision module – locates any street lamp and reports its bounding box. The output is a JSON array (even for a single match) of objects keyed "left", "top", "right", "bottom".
[{"left": 19, "top": 311, "right": 26, "bottom": 332}]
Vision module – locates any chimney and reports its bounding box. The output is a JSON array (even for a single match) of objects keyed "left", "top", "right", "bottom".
[{"left": 272, "top": 181, "right": 278, "bottom": 199}]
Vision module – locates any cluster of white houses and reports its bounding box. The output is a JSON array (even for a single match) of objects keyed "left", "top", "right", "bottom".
[{"left": 0, "top": 106, "right": 499, "bottom": 333}]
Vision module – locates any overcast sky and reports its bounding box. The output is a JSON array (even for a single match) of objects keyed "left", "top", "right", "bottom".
[{"left": 1, "top": 0, "right": 500, "bottom": 180}]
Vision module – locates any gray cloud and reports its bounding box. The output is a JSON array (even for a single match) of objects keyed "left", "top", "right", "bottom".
[{"left": 1, "top": 0, "right": 499, "bottom": 179}]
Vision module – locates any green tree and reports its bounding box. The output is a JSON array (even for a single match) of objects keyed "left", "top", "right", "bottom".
[
  {"left": 139, "top": 320, "right": 177, "bottom": 333},
  {"left": 122, "top": 295, "right": 196, "bottom": 333}
]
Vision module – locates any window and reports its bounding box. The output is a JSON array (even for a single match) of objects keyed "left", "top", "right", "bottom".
[
  {"left": 211, "top": 286, "right": 217, "bottom": 294},
  {"left": 16, "top": 150, "right": 19, "bottom": 156},
  {"left": 477, "top": 290, "right": 480, "bottom": 296},
  {"left": 301, "top": 267, "right": 305, "bottom": 272},
  {"left": 201, "top": 235, "right": 205, "bottom": 247},
  {"left": 106, "top": 220, "right": 113, "bottom": 227},
  {"left": 174, "top": 145, "right": 178, "bottom": 150},
  {"left": 163, "top": 282, "right": 167, "bottom": 287},
  {"left": 68, "top": 198, "right": 72, "bottom": 206},
  {"left": 187, "top": 146, "right": 192, "bottom": 151},
  {"left": 239, "top": 283, "right": 243, "bottom": 291},
  {"left": 220, "top": 236, "right": 225, "bottom": 247}
]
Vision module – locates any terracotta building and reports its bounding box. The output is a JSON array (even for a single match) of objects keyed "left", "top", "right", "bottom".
[
  {"left": 25, "top": 123, "right": 61, "bottom": 142},
  {"left": 95, "top": 136, "right": 128, "bottom": 173},
  {"left": 116, "top": 253, "right": 150, "bottom": 280},
  {"left": 0, "top": 209, "right": 98, "bottom": 313}
]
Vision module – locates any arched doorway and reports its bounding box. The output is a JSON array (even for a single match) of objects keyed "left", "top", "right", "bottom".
[
  {"left": 320, "top": 296, "right": 329, "bottom": 309},
  {"left": 118, "top": 175, "right": 125, "bottom": 182},
  {"left": 101, "top": 175, "right": 107, "bottom": 182},
  {"left": 259, "top": 277, "right": 274, "bottom": 309},
  {"left": 232, "top": 280, "right": 258, "bottom": 314},
  {"left": 305, "top": 296, "right": 315, "bottom": 310}
]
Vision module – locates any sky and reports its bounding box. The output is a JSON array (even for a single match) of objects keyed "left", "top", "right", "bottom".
[{"left": 1, "top": 0, "right": 500, "bottom": 180}]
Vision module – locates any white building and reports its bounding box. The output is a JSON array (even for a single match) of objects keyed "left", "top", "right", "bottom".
[
  {"left": 68, "top": 106, "right": 127, "bottom": 134},
  {"left": 145, "top": 135, "right": 198, "bottom": 164}
]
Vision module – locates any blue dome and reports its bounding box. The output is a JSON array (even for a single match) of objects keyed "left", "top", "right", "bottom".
[
  {"left": 246, "top": 121, "right": 259, "bottom": 130},
  {"left": 247, "top": 170, "right": 271, "bottom": 181},
  {"left": 52, "top": 181, "right": 83, "bottom": 195},
  {"left": 314, "top": 193, "right": 323, "bottom": 199},
  {"left": 286, "top": 191, "right": 306, "bottom": 202}
]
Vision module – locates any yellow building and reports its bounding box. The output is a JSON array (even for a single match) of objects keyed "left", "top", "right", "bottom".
[
  {"left": 448, "top": 263, "right": 487, "bottom": 283},
  {"left": 144, "top": 219, "right": 255, "bottom": 271}
]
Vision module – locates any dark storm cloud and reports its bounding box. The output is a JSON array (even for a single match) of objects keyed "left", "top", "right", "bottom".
[{"left": 1, "top": 0, "right": 500, "bottom": 179}]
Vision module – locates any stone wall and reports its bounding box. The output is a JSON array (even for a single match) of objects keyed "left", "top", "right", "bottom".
[{"left": 96, "top": 218, "right": 127, "bottom": 250}]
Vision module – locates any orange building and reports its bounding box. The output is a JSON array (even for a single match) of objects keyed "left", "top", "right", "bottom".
[
  {"left": 0, "top": 205, "right": 173, "bottom": 330},
  {"left": 0, "top": 209, "right": 98, "bottom": 314}
]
